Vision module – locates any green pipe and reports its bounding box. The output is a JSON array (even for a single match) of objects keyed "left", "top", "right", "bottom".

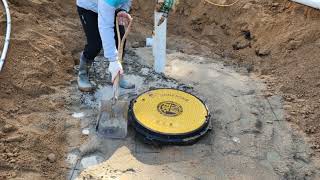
[{"left": 157, "top": 0, "right": 175, "bottom": 26}]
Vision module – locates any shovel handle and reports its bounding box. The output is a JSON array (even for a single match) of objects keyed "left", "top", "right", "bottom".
[
  {"left": 113, "top": 72, "right": 120, "bottom": 101},
  {"left": 116, "top": 15, "right": 133, "bottom": 63},
  {"left": 113, "top": 15, "right": 133, "bottom": 100}
]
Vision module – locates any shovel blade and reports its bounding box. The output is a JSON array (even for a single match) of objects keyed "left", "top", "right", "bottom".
[{"left": 96, "top": 99, "right": 129, "bottom": 139}]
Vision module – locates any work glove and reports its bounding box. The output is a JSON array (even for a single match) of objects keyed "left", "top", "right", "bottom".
[
  {"left": 117, "top": 11, "right": 132, "bottom": 26},
  {"left": 108, "top": 60, "right": 124, "bottom": 83}
]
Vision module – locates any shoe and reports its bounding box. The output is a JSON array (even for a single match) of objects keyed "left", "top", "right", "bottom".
[
  {"left": 78, "top": 53, "right": 94, "bottom": 92},
  {"left": 108, "top": 74, "right": 135, "bottom": 89},
  {"left": 119, "top": 75, "right": 135, "bottom": 89}
]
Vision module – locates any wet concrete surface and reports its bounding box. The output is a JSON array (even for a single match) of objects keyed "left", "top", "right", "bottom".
[{"left": 64, "top": 48, "right": 320, "bottom": 180}]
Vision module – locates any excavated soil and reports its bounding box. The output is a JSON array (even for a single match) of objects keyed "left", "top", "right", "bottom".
[
  {"left": 0, "top": 0, "right": 319, "bottom": 179},
  {"left": 0, "top": 0, "right": 82, "bottom": 179}
]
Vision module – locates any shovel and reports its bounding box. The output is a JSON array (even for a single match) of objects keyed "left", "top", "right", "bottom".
[{"left": 96, "top": 15, "right": 133, "bottom": 139}]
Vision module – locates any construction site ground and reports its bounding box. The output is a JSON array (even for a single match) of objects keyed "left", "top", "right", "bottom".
[{"left": 0, "top": 0, "right": 320, "bottom": 179}]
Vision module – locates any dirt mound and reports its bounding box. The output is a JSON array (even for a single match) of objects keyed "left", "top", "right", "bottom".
[{"left": 0, "top": 0, "right": 82, "bottom": 179}]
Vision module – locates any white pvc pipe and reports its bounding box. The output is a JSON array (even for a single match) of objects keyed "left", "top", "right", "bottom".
[
  {"left": 152, "top": 10, "right": 157, "bottom": 57},
  {"left": 291, "top": 0, "right": 320, "bottom": 9},
  {"left": 0, "top": 0, "right": 11, "bottom": 72},
  {"left": 153, "top": 11, "right": 167, "bottom": 73}
]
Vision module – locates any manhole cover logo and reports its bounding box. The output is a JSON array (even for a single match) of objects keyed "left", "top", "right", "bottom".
[{"left": 157, "top": 101, "right": 183, "bottom": 117}]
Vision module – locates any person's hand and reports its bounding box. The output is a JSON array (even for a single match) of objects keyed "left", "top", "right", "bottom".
[
  {"left": 108, "top": 61, "right": 124, "bottom": 83},
  {"left": 117, "top": 11, "right": 132, "bottom": 26},
  {"left": 156, "top": 0, "right": 165, "bottom": 11}
]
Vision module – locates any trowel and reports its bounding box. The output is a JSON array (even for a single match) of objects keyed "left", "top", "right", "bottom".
[{"left": 96, "top": 16, "right": 133, "bottom": 139}]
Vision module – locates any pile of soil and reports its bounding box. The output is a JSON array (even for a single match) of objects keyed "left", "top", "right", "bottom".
[
  {"left": 131, "top": 0, "right": 320, "bottom": 151},
  {"left": 0, "top": 0, "right": 83, "bottom": 179}
]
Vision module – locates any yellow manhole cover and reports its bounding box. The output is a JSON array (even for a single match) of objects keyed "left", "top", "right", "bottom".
[{"left": 131, "top": 89, "right": 209, "bottom": 135}]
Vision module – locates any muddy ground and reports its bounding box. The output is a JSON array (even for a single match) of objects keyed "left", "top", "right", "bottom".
[{"left": 0, "top": 0, "right": 320, "bottom": 179}]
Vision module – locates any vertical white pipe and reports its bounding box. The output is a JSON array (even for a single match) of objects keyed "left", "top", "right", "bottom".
[
  {"left": 152, "top": 10, "right": 157, "bottom": 57},
  {"left": 153, "top": 11, "right": 167, "bottom": 73},
  {"left": 0, "top": 0, "right": 11, "bottom": 72}
]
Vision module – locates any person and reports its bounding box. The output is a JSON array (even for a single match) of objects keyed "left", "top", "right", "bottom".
[{"left": 76, "top": 0, "right": 135, "bottom": 92}]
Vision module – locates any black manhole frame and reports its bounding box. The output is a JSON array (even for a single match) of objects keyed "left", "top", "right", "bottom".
[{"left": 128, "top": 88, "right": 212, "bottom": 145}]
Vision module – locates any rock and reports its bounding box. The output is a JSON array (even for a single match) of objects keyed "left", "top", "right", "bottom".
[
  {"left": 284, "top": 96, "right": 295, "bottom": 102},
  {"left": 245, "top": 64, "right": 254, "bottom": 73},
  {"left": 264, "top": 92, "right": 273, "bottom": 97},
  {"left": 7, "top": 153, "right": 14, "bottom": 157},
  {"left": 242, "top": 3, "right": 253, "bottom": 9},
  {"left": 266, "top": 120, "right": 273, "bottom": 124},
  {"left": 240, "top": 23, "right": 249, "bottom": 32},
  {"left": 283, "top": 105, "right": 292, "bottom": 110},
  {"left": 2, "top": 124, "right": 17, "bottom": 133},
  {"left": 131, "top": 42, "right": 140, "bottom": 48},
  {"left": 66, "top": 153, "right": 78, "bottom": 165},
  {"left": 290, "top": 111, "right": 297, "bottom": 116},
  {"left": 286, "top": 40, "right": 302, "bottom": 50},
  {"left": 232, "top": 40, "right": 250, "bottom": 50},
  {"left": 267, "top": 151, "right": 281, "bottom": 162},
  {"left": 285, "top": 115, "right": 291, "bottom": 121},
  {"left": 80, "top": 155, "right": 101, "bottom": 169},
  {"left": 296, "top": 98, "right": 306, "bottom": 103},
  {"left": 0, "top": 132, "right": 5, "bottom": 139},
  {"left": 47, "top": 153, "right": 56, "bottom": 163},
  {"left": 255, "top": 47, "right": 271, "bottom": 57},
  {"left": 82, "top": 129, "right": 90, "bottom": 135},
  {"left": 5, "top": 135, "right": 25, "bottom": 142},
  {"left": 311, "top": 143, "right": 320, "bottom": 149},
  {"left": 305, "top": 127, "right": 316, "bottom": 134},
  {"left": 140, "top": 68, "right": 149, "bottom": 76},
  {"left": 279, "top": 85, "right": 292, "bottom": 92}
]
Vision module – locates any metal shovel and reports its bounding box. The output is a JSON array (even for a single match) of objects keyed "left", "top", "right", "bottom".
[{"left": 96, "top": 16, "right": 133, "bottom": 139}]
